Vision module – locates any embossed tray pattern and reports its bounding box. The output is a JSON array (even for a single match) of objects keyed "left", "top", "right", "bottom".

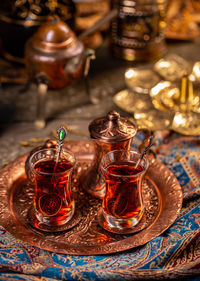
[{"left": 0, "top": 141, "right": 182, "bottom": 255}]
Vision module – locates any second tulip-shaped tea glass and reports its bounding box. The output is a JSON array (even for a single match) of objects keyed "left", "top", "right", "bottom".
[
  {"left": 101, "top": 150, "right": 149, "bottom": 231},
  {"left": 29, "top": 148, "right": 76, "bottom": 227}
]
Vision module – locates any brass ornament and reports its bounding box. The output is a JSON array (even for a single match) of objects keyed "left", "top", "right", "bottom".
[
  {"left": 171, "top": 111, "right": 200, "bottom": 136},
  {"left": 113, "top": 89, "right": 173, "bottom": 131},
  {"left": 150, "top": 76, "right": 200, "bottom": 135},
  {"left": 114, "top": 55, "right": 200, "bottom": 135},
  {"left": 125, "top": 68, "right": 160, "bottom": 95},
  {"left": 154, "top": 54, "right": 193, "bottom": 82},
  {"left": 150, "top": 77, "right": 200, "bottom": 114}
]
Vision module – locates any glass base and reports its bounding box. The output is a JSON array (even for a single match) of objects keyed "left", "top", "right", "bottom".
[
  {"left": 103, "top": 209, "right": 143, "bottom": 228},
  {"left": 98, "top": 209, "right": 145, "bottom": 234},
  {"left": 36, "top": 211, "right": 74, "bottom": 227},
  {"left": 35, "top": 202, "right": 75, "bottom": 226},
  {"left": 35, "top": 205, "right": 75, "bottom": 227},
  {"left": 28, "top": 206, "right": 80, "bottom": 233}
]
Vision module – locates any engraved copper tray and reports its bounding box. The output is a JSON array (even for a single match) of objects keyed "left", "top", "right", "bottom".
[{"left": 0, "top": 141, "right": 182, "bottom": 255}]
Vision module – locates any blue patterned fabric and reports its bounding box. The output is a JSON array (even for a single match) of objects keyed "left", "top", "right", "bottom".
[{"left": 0, "top": 134, "right": 200, "bottom": 281}]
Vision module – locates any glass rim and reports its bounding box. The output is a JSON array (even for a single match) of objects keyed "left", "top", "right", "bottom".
[
  {"left": 101, "top": 149, "right": 149, "bottom": 178},
  {"left": 29, "top": 147, "right": 76, "bottom": 176}
]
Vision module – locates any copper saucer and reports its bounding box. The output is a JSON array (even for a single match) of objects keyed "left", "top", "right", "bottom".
[{"left": 0, "top": 141, "right": 182, "bottom": 255}]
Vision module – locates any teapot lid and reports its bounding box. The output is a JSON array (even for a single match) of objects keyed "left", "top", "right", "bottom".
[
  {"left": 89, "top": 111, "right": 137, "bottom": 143},
  {"left": 30, "top": 15, "right": 77, "bottom": 52}
]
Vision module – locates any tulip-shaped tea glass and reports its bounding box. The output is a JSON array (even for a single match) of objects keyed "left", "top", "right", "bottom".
[
  {"left": 100, "top": 150, "right": 149, "bottom": 232},
  {"left": 29, "top": 148, "right": 76, "bottom": 226}
]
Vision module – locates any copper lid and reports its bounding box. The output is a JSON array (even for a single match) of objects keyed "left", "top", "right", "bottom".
[
  {"left": 30, "top": 15, "right": 77, "bottom": 52},
  {"left": 89, "top": 111, "right": 137, "bottom": 143}
]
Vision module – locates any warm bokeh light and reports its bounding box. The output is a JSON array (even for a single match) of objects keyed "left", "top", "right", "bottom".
[
  {"left": 125, "top": 69, "right": 137, "bottom": 79},
  {"left": 192, "top": 62, "right": 200, "bottom": 79},
  {"left": 173, "top": 112, "right": 185, "bottom": 125},
  {"left": 150, "top": 81, "right": 171, "bottom": 97},
  {"left": 157, "top": 61, "right": 170, "bottom": 68}
]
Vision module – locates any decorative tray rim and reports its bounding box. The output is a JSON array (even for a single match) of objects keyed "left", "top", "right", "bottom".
[{"left": 0, "top": 140, "right": 183, "bottom": 255}]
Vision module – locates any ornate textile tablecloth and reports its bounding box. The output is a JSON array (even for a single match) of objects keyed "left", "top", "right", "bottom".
[{"left": 0, "top": 134, "right": 199, "bottom": 281}]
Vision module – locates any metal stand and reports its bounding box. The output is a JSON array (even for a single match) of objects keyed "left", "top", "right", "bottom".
[
  {"left": 34, "top": 83, "right": 48, "bottom": 129},
  {"left": 83, "top": 49, "right": 96, "bottom": 103}
]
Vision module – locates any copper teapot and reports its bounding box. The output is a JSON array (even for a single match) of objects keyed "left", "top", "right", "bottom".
[
  {"left": 24, "top": 9, "right": 120, "bottom": 89},
  {"left": 25, "top": 15, "right": 95, "bottom": 128},
  {"left": 25, "top": 15, "right": 94, "bottom": 90},
  {"left": 23, "top": 11, "right": 124, "bottom": 128}
]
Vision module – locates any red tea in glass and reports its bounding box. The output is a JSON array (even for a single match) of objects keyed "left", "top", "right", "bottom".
[
  {"left": 103, "top": 161, "right": 144, "bottom": 218},
  {"left": 29, "top": 148, "right": 76, "bottom": 226},
  {"left": 101, "top": 150, "right": 148, "bottom": 229}
]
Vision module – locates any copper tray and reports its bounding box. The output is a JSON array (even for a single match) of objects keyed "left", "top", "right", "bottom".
[{"left": 0, "top": 141, "right": 182, "bottom": 255}]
